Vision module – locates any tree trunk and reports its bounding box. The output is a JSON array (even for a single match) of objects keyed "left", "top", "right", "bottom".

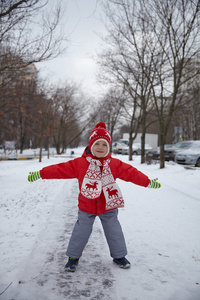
[
  {"left": 39, "top": 123, "right": 44, "bottom": 163},
  {"left": 141, "top": 132, "right": 146, "bottom": 164},
  {"left": 159, "top": 133, "right": 166, "bottom": 169},
  {"left": 140, "top": 108, "right": 146, "bottom": 164},
  {"left": 129, "top": 131, "right": 133, "bottom": 161}
]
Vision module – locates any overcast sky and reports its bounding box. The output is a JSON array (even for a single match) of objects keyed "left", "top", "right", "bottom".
[{"left": 36, "top": 0, "right": 107, "bottom": 98}]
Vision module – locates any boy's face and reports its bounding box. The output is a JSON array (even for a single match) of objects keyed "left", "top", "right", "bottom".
[{"left": 92, "top": 140, "right": 108, "bottom": 158}]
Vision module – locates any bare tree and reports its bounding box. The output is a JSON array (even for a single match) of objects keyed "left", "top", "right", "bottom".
[
  {"left": 96, "top": 88, "right": 125, "bottom": 144},
  {"left": 173, "top": 82, "right": 200, "bottom": 140},
  {"left": 0, "top": 0, "right": 68, "bottom": 61},
  {"left": 140, "top": 0, "right": 200, "bottom": 168},
  {"left": 33, "top": 90, "right": 55, "bottom": 162},
  {"left": 124, "top": 92, "right": 142, "bottom": 161},
  {"left": 50, "top": 82, "right": 86, "bottom": 154},
  {"left": 0, "top": 63, "right": 38, "bottom": 152},
  {"left": 0, "top": 0, "right": 68, "bottom": 92},
  {"left": 98, "top": 0, "right": 156, "bottom": 162},
  {"left": 100, "top": 0, "right": 200, "bottom": 168}
]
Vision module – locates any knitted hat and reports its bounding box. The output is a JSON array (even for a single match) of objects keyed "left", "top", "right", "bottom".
[{"left": 89, "top": 122, "right": 111, "bottom": 157}]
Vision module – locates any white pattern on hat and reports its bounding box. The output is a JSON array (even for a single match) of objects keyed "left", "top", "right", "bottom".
[{"left": 89, "top": 131, "right": 97, "bottom": 140}]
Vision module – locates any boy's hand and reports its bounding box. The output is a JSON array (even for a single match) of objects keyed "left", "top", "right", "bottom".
[
  {"left": 28, "top": 171, "right": 41, "bottom": 182},
  {"left": 149, "top": 178, "right": 161, "bottom": 189}
]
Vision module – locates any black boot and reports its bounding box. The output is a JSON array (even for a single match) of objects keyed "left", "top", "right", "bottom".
[
  {"left": 65, "top": 257, "right": 79, "bottom": 272},
  {"left": 113, "top": 257, "right": 131, "bottom": 269}
]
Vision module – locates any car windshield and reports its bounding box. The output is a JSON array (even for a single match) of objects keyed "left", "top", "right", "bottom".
[
  {"left": 165, "top": 144, "right": 173, "bottom": 149},
  {"left": 190, "top": 143, "right": 200, "bottom": 150},
  {"left": 174, "top": 142, "right": 192, "bottom": 149}
]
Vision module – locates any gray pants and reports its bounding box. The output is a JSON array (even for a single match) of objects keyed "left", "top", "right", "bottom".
[{"left": 66, "top": 209, "right": 127, "bottom": 259}]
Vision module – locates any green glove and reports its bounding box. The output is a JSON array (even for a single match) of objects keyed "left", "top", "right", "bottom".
[
  {"left": 28, "top": 171, "right": 41, "bottom": 182},
  {"left": 149, "top": 178, "right": 161, "bottom": 189}
]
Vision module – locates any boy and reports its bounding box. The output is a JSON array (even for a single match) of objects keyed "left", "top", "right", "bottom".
[{"left": 28, "top": 122, "right": 161, "bottom": 272}]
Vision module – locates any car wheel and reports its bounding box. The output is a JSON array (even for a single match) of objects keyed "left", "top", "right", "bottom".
[
  {"left": 133, "top": 151, "right": 137, "bottom": 155},
  {"left": 195, "top": 158, "right": 200, "bottom": 167}
]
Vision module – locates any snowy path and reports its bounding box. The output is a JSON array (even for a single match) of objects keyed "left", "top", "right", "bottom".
[
  {"left": 0, "top": 152, "right": 200, "bottom": 300},
  {"left": 1, "top": 162, "right": 115, "bottom": 299}
]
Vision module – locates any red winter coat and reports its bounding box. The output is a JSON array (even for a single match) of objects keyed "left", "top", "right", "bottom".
[{"left": 40, "top": 148, "right": 150, "bottom": 215}]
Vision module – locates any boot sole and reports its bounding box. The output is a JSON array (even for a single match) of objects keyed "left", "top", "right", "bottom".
[
  {"left": 64, "top": 267, "right": 77, "bottom": 272},
  {"left": 113, "top": 261, "right": 131, "bottom": 269}
]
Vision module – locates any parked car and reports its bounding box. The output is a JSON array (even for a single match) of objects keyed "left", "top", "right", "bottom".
[
  {"left": 146, "top": 144, "right": 173, "bottom": 160},
  {"left": 164, "top": 140, "right": 200, "bottom": 161},
  {"left": 112, "top": 142, "right": 127, "bottom": 154},
  {"left": 175, "top": 141, "right": 200, "bottom": 167},
  {"left": 122, "top": 143, "right": 152, "bottom": 155},
  {"left": 118, "top": 139, "right": 129, "bottom": 146}
]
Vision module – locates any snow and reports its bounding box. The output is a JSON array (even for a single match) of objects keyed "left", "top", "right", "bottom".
[{"left": 0, "top": 147, "right": 200, "bottom": 300}]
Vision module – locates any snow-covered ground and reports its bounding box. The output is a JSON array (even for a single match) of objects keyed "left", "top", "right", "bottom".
[{"left": 0, "top": 147, "right": 200, "bottom": 300}]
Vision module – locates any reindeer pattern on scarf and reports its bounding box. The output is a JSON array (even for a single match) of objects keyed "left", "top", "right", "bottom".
[{"left": 81, "top": 157, "right": 124, "bottom": 210}]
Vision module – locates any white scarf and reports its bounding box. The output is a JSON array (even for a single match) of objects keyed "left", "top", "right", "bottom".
[{"left": 81, "top": 157, "right": 124, "bottom": 210}]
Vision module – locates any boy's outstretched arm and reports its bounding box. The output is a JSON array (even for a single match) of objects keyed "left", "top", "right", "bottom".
[
  {"left": 28, "top": 171, "right": 41, "bottom": 182},
  {"left": 148, "top": 178, "right": 161, "bottom": 189}
]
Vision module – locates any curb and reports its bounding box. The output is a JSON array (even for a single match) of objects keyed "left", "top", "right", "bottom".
[{"left": 1, "top": 157, "right": 36, "bottom": 161}]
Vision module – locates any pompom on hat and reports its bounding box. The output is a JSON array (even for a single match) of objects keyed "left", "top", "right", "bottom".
[{"left": 89, "top": 122, "right": 111, "bottom": 157}]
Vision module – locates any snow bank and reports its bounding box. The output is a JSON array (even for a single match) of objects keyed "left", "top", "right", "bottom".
[{"left": 0, "top": 148, "right": 199, "bottom": 299}]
